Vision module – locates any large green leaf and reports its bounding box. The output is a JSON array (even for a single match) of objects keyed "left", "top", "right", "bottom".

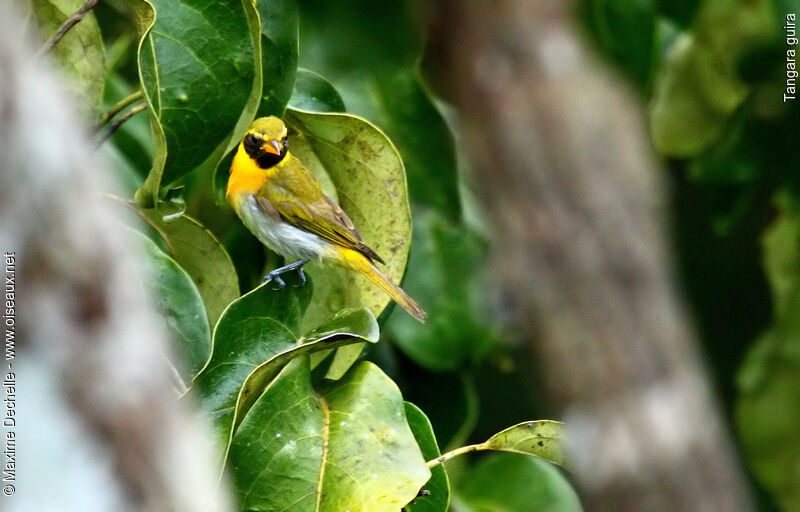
[
  {"left": 191, "top": 281, "right": 312, "bottom": 455},
  {"left": 234, "top": 308, "right": 379, "bottom": 430},
  {"left": 31, "top": 0, "right": 106, "bottom": 115},
  {"left": 138, "top": 208, "right": 239, "bottom": 327},
  {"left": 649, "top": 0, "right": 774, "bottom": 156},
  {"left": 255, "top": 0, "right": 298, "bottom": 117},
  {"left": 386, "top": 212, "right": 496, "bottom": 371},
  {"left": 131, "top": 230, "right": 210, "bottom": 382},
  {"left": 229, "top": 360, "right": 430, "bottom": 511},
  {"left": 456, "top": 453, "right": 582, "bottom": 512},
  {"left": 131, "top": 0, "right": 262, "bottom": 205},
  {"left": 404, "top": 402, "right": 450, "bottom": 512},
  {"left": 283, "top": 109, "right": 413, "bottom": 330}
]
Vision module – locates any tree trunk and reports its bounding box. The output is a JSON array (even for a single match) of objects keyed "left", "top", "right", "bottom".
[{"left": 428, "top": 1, "right": 753, "bottom": 510}]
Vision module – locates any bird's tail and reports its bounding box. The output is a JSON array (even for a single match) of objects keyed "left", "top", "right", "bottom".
[{"left": 339, "top": 248, "right": 426, "bottom": 323}]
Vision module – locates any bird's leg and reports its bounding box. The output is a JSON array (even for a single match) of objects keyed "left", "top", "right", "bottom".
[{"left": 263, "top": 259, "right": 307, "bottom": 290}]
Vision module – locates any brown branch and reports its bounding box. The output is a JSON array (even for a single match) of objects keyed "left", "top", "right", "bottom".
[
  {"left": 95, "top": 102, "right": 147, "bottom": 148},
  {"left": 428, "top": 1, "right": 754, "bottom": 510},
  {"left": 97, "top": 90, "right": 144, "bottom": 128},
  {"left": 36, "top": 0, "right": 100, "bottom": 56}
]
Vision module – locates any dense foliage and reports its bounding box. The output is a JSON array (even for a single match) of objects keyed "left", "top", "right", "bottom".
[
  {"left": 28, "top": 0, "right": 800, "bottom": 509},
  {"left": 27, "top": 0, "right": 575, "bottom": 510}
]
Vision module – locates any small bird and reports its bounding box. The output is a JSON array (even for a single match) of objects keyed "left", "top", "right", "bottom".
[{"left": 226, "top": 116, "right": 426, "bottom": 323}]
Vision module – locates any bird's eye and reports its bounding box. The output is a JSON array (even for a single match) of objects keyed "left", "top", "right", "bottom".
[{"left": 282, "top": 137, "right": 289, "bottom": 148}]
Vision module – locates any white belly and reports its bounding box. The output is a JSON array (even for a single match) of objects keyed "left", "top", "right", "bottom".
[{"left": 236, "top": 194, "right": 330, "bottom": 262}]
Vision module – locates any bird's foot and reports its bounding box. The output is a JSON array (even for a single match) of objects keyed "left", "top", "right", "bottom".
[{"left": 263, "top": 259, "right": 307, "bottom": 290}]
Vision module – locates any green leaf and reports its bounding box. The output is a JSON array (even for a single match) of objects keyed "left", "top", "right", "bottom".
[
  {"left": 228, "top": 357, "right": 323, "bottom": 511},
  {"left": 735, "top": 193, "right": 800, "bottom": 510},
  {"left": 578, "top": 0, "right": 656, "bottom": 87},
  {"left": 386, "top": 212, "right": 496, "bottom": 371},
  {"left": 256, "top": 0, "right": 299, "bottom": 116},
  {"left": 31, "top": 0, "right": 106, "bottom": 115},
  {"left": 736, "top": 323, "right": 800, "bottom": 511},
  {"left": 230, "top": 360, "right": 430, "bottom": 511},
  {"left": 369, "top": 70, "right": 461, "bottom": 218},
  {"left": 191, "top": 280, "right": 312, "bottom": 456},
  {"left": 483, "top": 421, "right": 565, "bottom": 464},
  {"left": 428, "top": 421, "right": 565, "bottom": 469},
  {"left": 456, "top": 453, "right": 582, "bottom": 512},
  {"left": 649, "top": 0, "right": 774, "bottom": 157},
  {"left": 289, "top": 68, "right": 347, "bottom": 113},
  {"left": 234, "top": 308, "right": 379, "bottom": 431},
  {"left": 131, "top": 230, "right": 210, "bottom": 382},
  {"left": 131, "top": 0, "right": 262, "bottom": 204},
  {"left": 138, "top": 208, "right": 239, "bottom": 327},
  {"left": 283, "top": 109, "right": 413, "bottom": 330},
  {"left": 761, "top": 192, "right": 800, "bottom": 317},
  {"left": 404, "top": 403, "right": 450, "bottom": 512}
]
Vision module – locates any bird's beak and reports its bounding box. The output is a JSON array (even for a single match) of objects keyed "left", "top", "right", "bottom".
[{"left": 262, "top": 140, "right": 282, "bottom": 155}]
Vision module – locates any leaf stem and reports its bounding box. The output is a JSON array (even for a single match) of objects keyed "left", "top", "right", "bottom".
[
  {"left": 97, "top": 90, "right": 144, "bottom": 128},
  {"left": 37, "top": 0, "right": 100, "bottom": 56},
  {"left": 426, "top": 443, "right": 485, "bottom": 469},
  {"left": 95, "top": 102, "right": 147, "bottom": 148}
]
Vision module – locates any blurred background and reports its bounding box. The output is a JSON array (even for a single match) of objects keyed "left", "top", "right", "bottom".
[{"left": 5, "top": 0, "right": 800, "bottom": 510}]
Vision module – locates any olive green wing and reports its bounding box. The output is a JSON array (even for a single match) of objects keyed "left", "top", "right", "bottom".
[{"left": 257, "top": 159, "right": 384, "bottom": 263}]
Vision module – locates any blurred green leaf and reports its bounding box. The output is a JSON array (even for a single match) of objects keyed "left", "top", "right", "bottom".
[
  {"left": 736, "top": 320, "right": 800, "bottom": 511},
  {"left": 256, "top": 0, "right": 299, "bottom": 117},
  {"left": 131, "top": 0, "right": 261, "bottom": 204},
  {"left": 404, "top": 402, "right": 450, "bottom": 512},
  {"left": 456, "top": 453, "right": 582, "bottom": 512},
  {"left": 296, "top": 0, "right": 459, "bottom": 215},
  {"left": 649, "top": 0, "right": 774, "bottom": 156},
  {"left": 191, "top": 280, "right": 312, "bottom": 459},
  {"left": 297, "top": 0, "right": 423, "bottom": 76},
  {"left": 760, "top": 192, "right": 799, "bottom": 316},
  {"left": 229, "top": 360, "right": 430, "bottom": 511},
  {"left": 370, "top": 70, "right": 461, "bottom": 217},
  {"left": 138, "top": 209, "right": 239, "bottom": 327},
  {"left": 386, "top": 212, "right": 496, "bottom": 371},
  {"left": 283, "top": 109, "right": 413, "bottom": 330},
  {"left": 289, "top": 68, "right": 346, "bottom": 113},
  {"left": 579, "top": 0, "right": 657, "bottom": 87},
  {"left": 736, "top": 193, "right": 800, "bottom": 510},
  {"left": 32, "top": 0, "right": 106, "bottom": 115},
  {"left": 131, "top": 230, "right": 210, "bottom": 382}
]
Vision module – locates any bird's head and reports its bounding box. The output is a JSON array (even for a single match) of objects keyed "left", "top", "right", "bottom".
[{"left": 242, "top": 116, "right": 289, "bottom": 168}]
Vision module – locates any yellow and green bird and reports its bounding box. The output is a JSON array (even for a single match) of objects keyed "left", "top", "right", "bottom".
[{"left": 226, "top": 116, "right": 426, "bottom": 322}]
